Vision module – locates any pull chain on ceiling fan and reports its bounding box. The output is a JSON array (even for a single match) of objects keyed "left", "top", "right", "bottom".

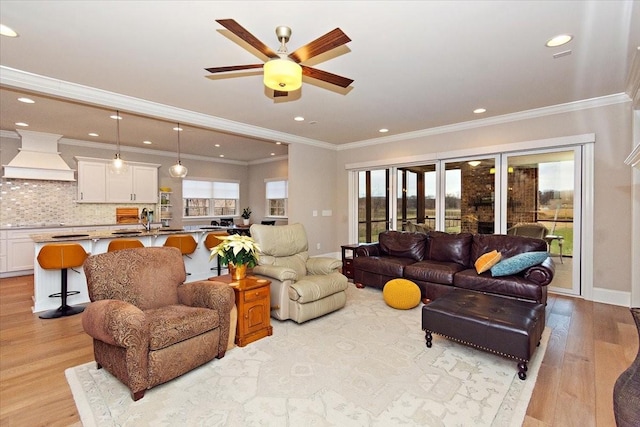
[{"left": 205, "top": 19, "right": 353, "bottom": 97}]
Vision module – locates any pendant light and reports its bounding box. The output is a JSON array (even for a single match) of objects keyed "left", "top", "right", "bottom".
[
  {"left": 109, "top": 110, "right": 128, "bottom": 174},
  {"left": 169, "top": 123, "right": 188, "bottom": 178}
]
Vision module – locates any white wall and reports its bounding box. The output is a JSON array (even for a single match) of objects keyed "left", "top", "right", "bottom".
[{"left": 288, "top": 143, "right": 339, "bottom": 256}]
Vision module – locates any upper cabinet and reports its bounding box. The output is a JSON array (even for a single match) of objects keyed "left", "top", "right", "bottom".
[
  {"left": 75, "top": 157, "right": 159, "bottom": 203},
  {"left": 77, "top": 159, "right": 107, "bottom": 202}
]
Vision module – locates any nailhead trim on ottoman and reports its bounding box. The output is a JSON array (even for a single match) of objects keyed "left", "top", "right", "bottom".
[{"left": 383, "top": 278, "right": 421, "bottom": 309}]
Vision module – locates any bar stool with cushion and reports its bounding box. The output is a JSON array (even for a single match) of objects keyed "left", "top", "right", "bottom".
[
  {"left": 204, "top": 232, "right": 229, "bottom": 276},
  {"left": 37, "top": 243, "right": 88, "bottom": 319},
  {"left": 164, "top": 234, "right": 198, "bottom": 274},
  {"left": 107, "top": 238, "right": 144, "bottom": 252}
]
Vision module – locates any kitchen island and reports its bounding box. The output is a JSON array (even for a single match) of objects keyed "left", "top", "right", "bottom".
[{"left": 30, "top": 226, "right": 231, "bottom": 313}]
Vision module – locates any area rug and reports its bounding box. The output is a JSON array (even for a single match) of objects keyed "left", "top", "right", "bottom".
[{"left": 66, "top": 285, "right": 549, "bottom": 427}]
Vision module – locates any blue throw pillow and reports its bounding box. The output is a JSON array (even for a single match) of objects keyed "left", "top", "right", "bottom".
[{"left": 490, "top": 251, "right": 549, "bottom": 277}]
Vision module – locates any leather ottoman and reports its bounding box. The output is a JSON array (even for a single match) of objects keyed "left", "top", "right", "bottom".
[{"left": 421, "top": 289, "right": 545, "bottom": 379}]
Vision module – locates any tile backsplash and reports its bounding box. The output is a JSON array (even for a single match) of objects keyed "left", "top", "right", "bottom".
[{"left": 0, "top": 178, "right": 155, "bottom": 227}]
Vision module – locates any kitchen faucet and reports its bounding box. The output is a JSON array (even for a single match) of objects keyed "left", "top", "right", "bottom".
[{"left": 140, "top": 208, "right": 151, "bottom": 231}]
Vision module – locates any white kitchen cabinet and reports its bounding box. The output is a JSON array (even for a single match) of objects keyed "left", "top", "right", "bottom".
[
  {"left": 77, "top": 160, "right": 107, "bottom": 202},
  {"left": 0, "top": 231, "right": 7, "bottom": 273},
  {"left": 132, "top": 165, "right": 159, "bottom": 203},
  {"left": 106, "top": 166, "right": 133, "bottom": 202},
  {"left": 76, "top": 157, "right": 159, "bottom": 203},
  {"left": 4, "top": 228, "right": 60, "bottom": 275}
]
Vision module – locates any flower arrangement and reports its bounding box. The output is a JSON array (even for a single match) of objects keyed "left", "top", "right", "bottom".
[
  {"left": 209, "top": 234, "right": 260, "bottom": 268},
  {"left": 241, "top": 207, "right": 252, "bottom": 219}
]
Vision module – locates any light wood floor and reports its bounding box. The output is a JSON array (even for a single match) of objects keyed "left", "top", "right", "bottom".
[{"left": 0, "top": 274, "right": 637, "bottom": 426}]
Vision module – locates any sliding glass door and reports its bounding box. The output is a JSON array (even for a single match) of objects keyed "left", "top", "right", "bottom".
[
  {"left": 397, "top": 165, "right": 437, "bottom": 231},
  {"left": 357, "top": 169, "right": 390, "bottom": 243},
  {"left": 441, "top": 158, "right": 497, "bottom": 234},
  {"left": 504, "top": 149, "right": 580, "bottom": 295}
]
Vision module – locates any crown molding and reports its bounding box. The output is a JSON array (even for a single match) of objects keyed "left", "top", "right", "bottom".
[
  {"left": 625, "top": 143, "right": 640, "bottom": 168},
  {"left": 338, "top": 93, "right": 630, "bottom": 151},
  {"left": 626, "top": 46, "right": 640, "bottom": 109},
  {"left": 1, "top": 129, "right": 249, "bottom": 166},
  {"left": 0, "top": 66, "right": 335, "bottom": 151}
]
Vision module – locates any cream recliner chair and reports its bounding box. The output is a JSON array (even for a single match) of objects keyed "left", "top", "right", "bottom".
[{"left": 249, "top": 223, "right": 348, "bottom": 323}]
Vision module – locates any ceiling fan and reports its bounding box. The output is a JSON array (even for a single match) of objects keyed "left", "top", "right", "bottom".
[{"left": 205, "top": 19, "right": 353, "bottom": 97}]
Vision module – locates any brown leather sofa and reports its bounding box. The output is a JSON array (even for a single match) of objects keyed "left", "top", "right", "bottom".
[{"left": 353, "top": 230, "right": 555, "bottom": 304}]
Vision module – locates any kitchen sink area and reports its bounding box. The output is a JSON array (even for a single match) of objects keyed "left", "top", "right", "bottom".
[{"left": 51, "top": 234, "right": 90, "bottom": 239}]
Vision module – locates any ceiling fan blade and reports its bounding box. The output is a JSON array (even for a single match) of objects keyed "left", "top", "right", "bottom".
[
  {"left": 273, "top": 90, "right": 288, "bottom": 97},
  {"left": 205, "top": 64, "right": 264, "bottom": 73},
  {"left": 216, "top": 19, "right": 278, "bottom": 59},
  {"left": 289, "top": 28, "right": 351, "bottom": 63},
  {"left": 301, "top": 65, "right": 353, "bottom": 88}
]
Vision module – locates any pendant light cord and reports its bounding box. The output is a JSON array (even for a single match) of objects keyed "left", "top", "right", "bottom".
[
  {"left": 177, "top": 123, "right": 181, "bottom": 163},
  {"left": 116, "top": 110, "right": 121, "bottom": 157}
]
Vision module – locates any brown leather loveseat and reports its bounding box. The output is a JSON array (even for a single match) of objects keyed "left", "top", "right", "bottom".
[{"left": 353, "top": 230, "right": 555, "bottom": 304}]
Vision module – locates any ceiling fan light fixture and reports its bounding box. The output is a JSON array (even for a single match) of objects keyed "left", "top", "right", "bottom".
[{"left": 263, "top": 57, "right": 302, "bottom": 92}]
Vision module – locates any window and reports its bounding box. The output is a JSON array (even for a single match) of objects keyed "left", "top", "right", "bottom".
[
  {"left": 266, "top": 179, "right": 288, "bottom": 217},
  {"left": 183, "top": 179, "right": 239, "bottom": 217}
]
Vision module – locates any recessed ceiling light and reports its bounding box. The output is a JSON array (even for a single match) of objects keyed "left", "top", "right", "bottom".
[
  {"left": 270, "top": 153, "right": 275, "bottom": 156},
  {"left": 173, "top": 126, "right": 183, "bottom": 131},
  {"left": 0, "top": 24, "right": 19, "bottom": 38},
  {"left": 275, "top": 141, "right": 282, "bottom": 145},
  {"left": 15, "top": 122, "right": 29, "bottom": 127},
  {"left": 473, "top": 108, "right": 487, "bottom": 114},
  {"left": 18, "top": 97, "right": 34, "bottom": 104},
  {"left": 219, "top": 154, "right": 224, "bottom": 158},
  {"left": 143, "top": 140, "right": 152, "bottom": 145},
  {"left": 88, "top": 132, "right": 99, "bottom": 137},
  {"left": 214, "top": 144, "right": 220, "bottom": 147},
  {"left": 546, "top": 34, "right": 572, "bottom": 47},
  {"left": 379, "top": 128, "right": 389, "bottom": 133},
  {"left": 110, "top": 114, "right": 122, "bottom": 120},
  {"left": 294, "top": 116, "right": 305, "bottom": 122}
]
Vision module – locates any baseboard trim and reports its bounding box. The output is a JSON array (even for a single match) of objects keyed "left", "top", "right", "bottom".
[{"left": 591, "top": 287, "right": 631, "bottom": 307}]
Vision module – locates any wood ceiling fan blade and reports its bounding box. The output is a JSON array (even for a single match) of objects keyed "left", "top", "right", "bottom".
[
  {"left": 216, "top": 19, "right": 278, "bottom": 59},
  {"left": 301, "top": 66, "right": 353, "bottom": 88},
  {"left": 205, "top": 64, "right": 264, "bottom": 73},
  {"left": 289, "top": 28, "right": 351, "bottom": 63}
]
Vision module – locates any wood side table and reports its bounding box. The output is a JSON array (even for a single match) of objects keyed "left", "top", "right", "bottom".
[
  {"left": 209, "top": 274, "right": 273, "bottom": 347},
  {"left": 341, "top": 244, "right": 360, "bottom": 280}
]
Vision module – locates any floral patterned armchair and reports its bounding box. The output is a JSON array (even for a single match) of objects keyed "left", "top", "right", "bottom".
[{"left": 82, "top": 246, "right": 234, "bottom": 400}]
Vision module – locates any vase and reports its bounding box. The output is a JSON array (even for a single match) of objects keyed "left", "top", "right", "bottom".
[
  {"left": 229, "top": 263, "right": 248, "bottom": 280},
  {"left": 243, "top": 219, "right": 250, "bottom": 225},
  {"left": 613, "top": 307, "right": 640, "bottom": 427}
]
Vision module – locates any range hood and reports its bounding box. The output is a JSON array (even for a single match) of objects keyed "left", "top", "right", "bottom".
[{"left": 2, "top": 130, "right": 76, "bottom": 181}]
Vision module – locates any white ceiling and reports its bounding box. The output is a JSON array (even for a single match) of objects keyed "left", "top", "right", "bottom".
[{"left": 1, "top": 1, "right": 638, "bottom": 162}]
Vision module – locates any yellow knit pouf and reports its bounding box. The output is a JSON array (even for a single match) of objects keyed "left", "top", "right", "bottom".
[{"left": 383, "top": 279, "right": 421, "bottom": 309}]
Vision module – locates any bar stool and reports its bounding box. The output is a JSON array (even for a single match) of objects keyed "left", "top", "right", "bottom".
[
  {"left": 164, "top": 234, "right": 197, "bottom": 275},
  {"left": 37, "top": 243, "right": 88, "bottom": 319},
  {"left": 108, "top": 239, "right": 144, "bottom": 252},
  {"left": 204, "top": 232, "right": 229, "bottom": 275}
]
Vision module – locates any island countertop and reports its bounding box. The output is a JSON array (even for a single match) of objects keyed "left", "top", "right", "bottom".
[
  {"left": 29, "top": 225, "right": 237, "bottom": 243},
  {"left": 30, "top": 226, "right": 240, "bottom": 313}
]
